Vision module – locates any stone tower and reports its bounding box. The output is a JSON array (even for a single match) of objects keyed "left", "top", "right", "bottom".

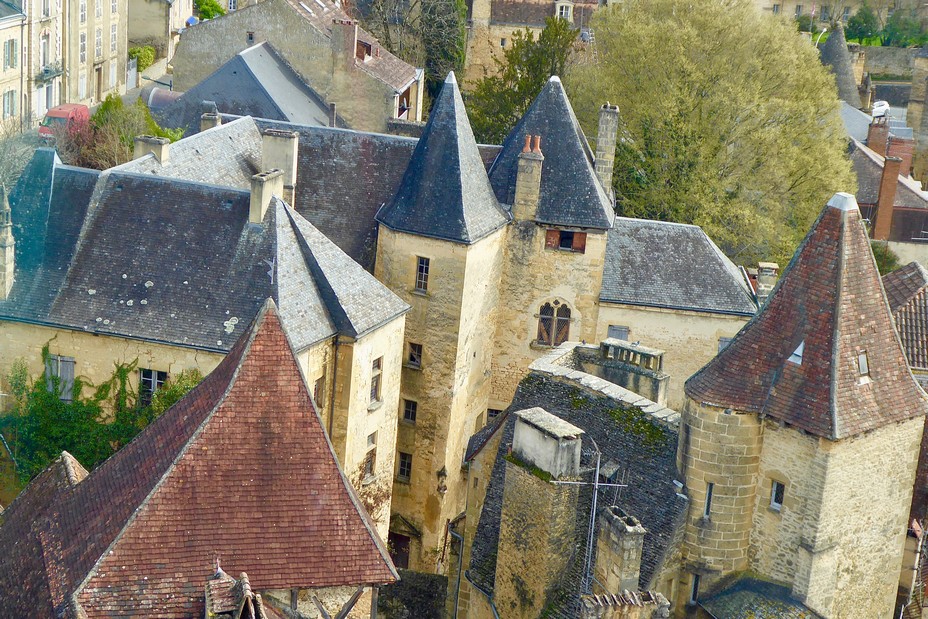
[
  {"left": 911, "top": 48, "right": 928, "bottom": 180},
  {"left": 486, "top": 76, "right": 615, "bottom": 410},
  {"left": 375, "top": 72, "right": 510, "bottom": 571},
  {"left": 680, "top": 193, "right": 928, "bottom": 617},
  {"left": 0, "top": 185, "right": 14, "bottom": 300}
]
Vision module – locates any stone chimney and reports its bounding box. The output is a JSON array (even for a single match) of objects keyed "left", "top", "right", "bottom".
[
  {"left": 868, "top": 116, "right": 889, "bottom": 157},
  {"left": 331, "top": 19, "right": 358, "bottom": 70},
  {"left": 133, "top": 135, "right": 170, "bottom": 163},
  {"left": 873, "top": 156, "right": 902, "bottom": 241},
  {"left": 0, "top": 185, "right": 14, "bottom": 300},
  {"left": 512, "top": 134, "right": 544, "bottom": 221},
  {"left": 199, "top": 100, "right": 221, "bottom": 132},
  {"left": 594, "top": 507, "right": 646, "bottom": 595},
  {"left": 250, "top": 169, "right": 283, "bottom": 224},
  {"left": 888, "top": 135, "right": 914, "bottom": 177},
  {"left": 755, "top": 262, "right": 779, "bottom": 306},
  {"left": 494, "top": 407, "right": 583, "bottom": 618},
  {"left": 595, "top": 103, "right": 619, "bottom": 198},
  {"left": 329, "top": 102, "right": 338, "bottom": 128},
  {"left": 261, "top": 129, "right": 299, "bottom": 204}
]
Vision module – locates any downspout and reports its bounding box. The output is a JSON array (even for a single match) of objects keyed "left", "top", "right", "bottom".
[
  {"left": 463, "top": 570, "right": 501, "bottom": 619},
  {"left": 328, "top": 335, "right": 340, "bottom": 440},
  {"left": 449, "top": 528, "right": 464, "bottom": 618}
]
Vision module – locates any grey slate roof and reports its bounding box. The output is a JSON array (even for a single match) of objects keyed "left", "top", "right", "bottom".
[
  {"left": 849, "top": 139, "right": 928, "bottom": 209},
  {"left": 4, "top": 152, "right": 408, "bottom": 352},
  {"left": 840, "top": 101, "right": 871, "bottom": 142},
  {"left": 488, "top": 76, "right": 614, "bottom": 230},
  {"left": 376, "top": 72, "right": 509, "bottom": 244},
  {"left": 819, "top": 24, "right": 860, "bottom": 108},
  {"left": 600, "top": 218, "right": 758, "bottom": 316},
  {"left": 467, "top": 373, "right": 686, "bottom": 617},
  {"left": 151, "top": 43, "right": 332, "bottom": 136},
  {"left": 0, "top": 0, "right": 23, "bottom": 19},
  {"left": 700, "top": 577, "right": 823, "bottom": 619}
]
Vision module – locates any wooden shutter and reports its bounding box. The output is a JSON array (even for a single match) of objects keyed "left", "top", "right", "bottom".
[
  {"left": 554, "top": 306, "right": 571, "bottom": 345},
  {"left": 572, "top": 232, "right": 587, "bottom": 253},
  {"left": 545, "top": 229, "right": 559, "bottom": 249},
  {"left": 60, "top": 358, "right": 75, "bottom": 401},
  {"left": 537, "top": 303, "right": 554, "bottom": 345}
]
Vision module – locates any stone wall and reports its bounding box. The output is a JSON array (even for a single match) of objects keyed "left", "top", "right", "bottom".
[
  {"left": 865, "top": 46, "right": 917, "bottom": 78},
  {"left": 579, "top": 591, "right": 670, "bottom": 619},
  {"left": 596, "top": 304, "right": 749, "bottom": 411},
  {"left": 888, "top": 240, "right": 928, "bottom": 266}
]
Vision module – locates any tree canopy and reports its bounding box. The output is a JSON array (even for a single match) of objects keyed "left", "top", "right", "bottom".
[
  {"left": 846, "top": 3, "right": 879, "bottom": 43},
  {"left": 566, "top": 0, "right": 855, "bottom": 265},
  {"left": 466, "top": 17, "right": 578, "bottom": 144}
]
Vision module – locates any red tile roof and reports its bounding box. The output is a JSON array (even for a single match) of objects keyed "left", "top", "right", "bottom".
[
  {"left": 0, "top": 299, "right": 397, "bottom": 618},
  {"left": 884, "top": 261, "right": 928, "bottom": 370},
  {"left": 685, "top": 193, "right": 928, "bottom": 440}
]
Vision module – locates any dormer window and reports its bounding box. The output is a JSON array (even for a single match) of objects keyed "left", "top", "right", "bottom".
[
  {"left": 355, "top": 40, "right": 372, "bottom": 61},
  {"left": 787, "top": 341, "right": 804, "bottom": 365}
]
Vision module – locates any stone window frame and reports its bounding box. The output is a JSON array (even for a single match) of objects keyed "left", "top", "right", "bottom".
[
  {"left": 536, "top": 300, "right": 571, "bottom": 347},
  {"left": 770, "top": 479, "right": 786, "bottom": 512},
  {"left": 110, "top": 24, "right": 117, "bottom": 53},
  {"left": 771, "top": 3, "right": 780, "bottom": 14},
  {"left": 95, "top": 0, "right": 102, "bottom": 18},
  {"left": 414, "top": 256, "right": 430, "bottom": 293},
  {"left": 689, "top": 573, "right": 700, "bottom": 605},
  {"left": 111, "top": 0, "right": 117, "bottom": 13},
  {"left": 544, "top": 228, "right": 586, "bottom": 254},
  {"left": 369, "top": 356, "right": 383, "bottom": 406},
  {"left": 608, "top": 324, "right": 629, "bottom": 341},
  {"left": 554, "top": 0, "right": 573, "bottom": 21},
  {"left": 79, "top": 0, "right": 86, "bottom": 23},
  {"left": 406, "top": 341, "right": 423, "bottom": 369},
  {"left": 139, "top": 368, "right": 168, "bottom": 407},
  {"left": 402, "top": 399, "right": 417, "bottom": 423},
  {"left": 703, "top": 482, "right": 714, "bottom": 519},
  {"left": 397, "top": 451, "right": 412, "bottom": 482},
  {"left": 1, "top": 89, "right": 16, "bottom": 118},
  {"left": 313, "top": 375, "right": 324, "bottom": 404},
  {"left": 363, "top": 432, "right": 378, "bottom": 481},
  {"left": 79, "top": 32, "right": 86, "bottom": 64},
  {"left": 94, "top": 27, "right": 102, "bottom": 59}
]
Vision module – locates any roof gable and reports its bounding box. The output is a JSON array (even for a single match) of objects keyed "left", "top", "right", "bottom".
[
  {"left": 685, "top": 193, "right": 928, "bottom": 439},
  {"left": 376, "top": 72, "right": 509, "bottom": 244},
  {"left": 488, "top": 76, "right": 614, "bottom": 230}
]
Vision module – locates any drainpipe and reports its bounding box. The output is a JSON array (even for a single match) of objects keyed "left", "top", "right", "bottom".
[
  {"left": 328, "top": 336, "right": 341, "bottom": 440},
  {"left": 449, "top": 528, "right": 464, "bottom": 618}
]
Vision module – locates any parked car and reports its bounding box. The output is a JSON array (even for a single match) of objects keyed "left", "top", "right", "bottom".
[
  {"left": 38, "top": 104, "right": 90, "bottom": 142},
  {"left": 872, "top": 100, "right": 890, "bottom": 118}
]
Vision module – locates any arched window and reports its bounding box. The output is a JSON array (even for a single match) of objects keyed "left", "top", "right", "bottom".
[{"left": 537, "top": 301, "right": 571, "bottom": 346}]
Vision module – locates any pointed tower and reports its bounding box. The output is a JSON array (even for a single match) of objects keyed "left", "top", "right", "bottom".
[
  {"left": 0, "top": 185, "right": 14, "bottom": 300},
  {"left": 486, "top": 76, "right": 615, "bottom": 408},
  {"left": 818, "top": 23, "right": 860, "bottom": 108},
  {"left": 678, "top": 193, "right": 928, "bottom": 617},
  {"left": 374, "top": 72, "right": 509, "bottom": 570}
]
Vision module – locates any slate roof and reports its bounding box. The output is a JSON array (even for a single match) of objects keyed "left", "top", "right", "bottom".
[
  {"left": 819, "top": 24, "right": 860, "bottom": 108},
  {"left": 600, "top": 218, "right": 758, "bottom": 316},
  {"left": 700, "top": 577, "right": 823, "bottom": 619},
  {"left": 685, "top": 193, "right": 928, "bottom": 440},
  {"left": 849, "top": 140, "right": 928, "bottom": 209},
  {"left": 0, "top": 0, "right": 24, "bottom": 19},
  {"left": 884, "top": 261, "right": 928, "bottom": 371},
  {"left": 467, "top": 373, "right": 686, "bottom": 616},
  {"left": 488, "top": 76, "right": 614, "bottom": 230},
  {"left": 376, "top": 72, "right": 509, "bottom": 244},
  {"left": 0, "top": 301, "right": 398, "bottom": 618},
  {"left": 151, "top": 43, "right": 332, "bottom": 136},
  {"left": 840, "top": 101, "right": 871, "bottom": 142},
  {"left": 489, "top": 0, "right": 595, "bottom": 28},
  {"left": 4, "top": 151, "right": 408, "bottom": 351}
]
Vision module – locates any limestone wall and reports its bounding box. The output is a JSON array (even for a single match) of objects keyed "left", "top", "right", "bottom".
[
  {"left": 596, "top": 304, "right": 749, "bottom": 411},
  {"left": 888, "top": 241, "right": 928, "bottom": 267},
  {"left": 491, "top": 220, "right": 607, "bottom": 409},
  {"left": 865, "top": 46, "right": 917, "bottom": 79}
]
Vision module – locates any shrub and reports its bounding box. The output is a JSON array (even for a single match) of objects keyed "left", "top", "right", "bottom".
[
  {"left": 128, "top": 45, "right": 156, "bottom": 72},
  {"left": 871, "top": 241, "right": 901, "bottom": 275},
  {"left": 195, "top": 0, "right": 226, "bottom": 20}
]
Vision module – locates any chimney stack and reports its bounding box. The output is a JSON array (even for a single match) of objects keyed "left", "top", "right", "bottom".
[
  {"left": 261, "top": 129, "right": 299, "bottom": 204},
  {"left": 250, "top": 169, "right": 284, "bottom": 224},
  {"left": 331, "top": 19, "right": 358, "bottom": 70},
  {"left": 873, "top": 156, "right": 902, "bottom": 241},
  {"left": 755, "top": 262, "right": 779, "bottom": 306},
  {"left": 199, "top": 100, "right": 221, "bottom": 132},
  {"left": 0, "top": 185, "right": 14, "bottom": 300},
  {"left": 494, "top": 408, "right": 583, "bottom": 617},
  {"left": 133, "top": 135, "right": 170, "bottom": 163},
  {"left": 868, "top": 116, "right": 889, "bottom": 157},
  {"left": 595, "top": 103, "right": 619, "bottom": 198},
  {"left": 513, "top": 134, "right": 544, "bottom": 221},
  {"left": 593, "top": 507, "right": 647, "bottom": 595},
  {"left": 329, "top": 102, "right": 338, "bottom": 128},
  {"left": 887, "top": 135, "right": 914, "bottom": 177}
]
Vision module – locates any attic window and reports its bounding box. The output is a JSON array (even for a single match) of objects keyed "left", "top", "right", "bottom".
[
  {"left": 787, "top": 341, "right": 804, "bottom": 365},
  {"left": 356, "top": 40, "right": 372, "bottom": 60},
  {"left": 858, "top": 351, "right": 871, "bottom": 383},
  {"left": 246, "top": 31, "right": 254, "bottom": 44},
  {"left": 545, "top": 229, "right": 586, "bottom": 253}
]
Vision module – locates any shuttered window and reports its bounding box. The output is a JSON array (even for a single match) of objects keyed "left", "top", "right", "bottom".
[
  {"left": 537, "top": 302, "right": 571, "bottom": 346},
  {"left": 545, "top": 228, "right": 586, "bottom": 253},
  {"left": 46, "top": 355, "right": 76, "bottom": 402}
]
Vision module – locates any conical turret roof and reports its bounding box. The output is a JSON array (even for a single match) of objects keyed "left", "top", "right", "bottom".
[
  {"left": 819, "top": 23, "right": 860, "bottom": 107},
  {"left": 376, "top": 72, "right": 509, "bottom": 244},
  {"left": 685, "top": 193, "right": 928, "bottom": 440},
  {"left": 489, "top": 76, "right": 614, "bottom": 230}
]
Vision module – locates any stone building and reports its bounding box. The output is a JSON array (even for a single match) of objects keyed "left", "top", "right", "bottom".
[
  {"left": 21, "top": 0, "right": 64, "bottom": 121},
  {"left": 61, "top": 0, "right": 127, "bottom": 105},
  {"left": 0, "top": 300, "right": 399, "bottom": 618},
  {"left": 170, "top": 0, "right": 424, "bottom": 133},
  {"left": 682, "top": 192, "right": 928, "bottom": 617},
  {"left": 127, "top": 0, "right": 191, "bottom": 61},
  {"left": 0, "top": 0, "right": 25, "bottom": 130}
]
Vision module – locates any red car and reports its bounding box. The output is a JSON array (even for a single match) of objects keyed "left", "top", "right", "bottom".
[{"left": 38, "top": 103, "right": 90, "bottom": 142}]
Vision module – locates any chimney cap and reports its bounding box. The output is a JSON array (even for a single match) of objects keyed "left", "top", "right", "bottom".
[
  {"left": 135, "top": 135, "right": 170, "bottom": 146},
  {"left": 262, "top": 128, "right": 298, "bottom": 139},
  {"left": 252, "top": 168, "right": 284, "bottom": 182},
  {"left": 827, "top": 191, "right": 858, "bottom": 212}
]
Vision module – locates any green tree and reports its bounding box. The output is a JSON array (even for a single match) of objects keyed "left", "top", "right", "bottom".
[
  {"left": 195, "top": 0, "right": 225, "bottom": 19},
  {"left": 566, "top": 0, "right": 855, "bottom": 265},
  {"left": 467, "top": 17, "right": 578, "bottom": 143},
  {"left": 881, "top": 8, "right": 922, "bottom": 47},
  {"left": 420, "top": 0, "right": 467, "bottom": 98},
  {"left": 847, "top": 3, "right": 879, "bottom": 44},
  {"left": 871, "top": 241, "right": 900, "bottom": 275}
]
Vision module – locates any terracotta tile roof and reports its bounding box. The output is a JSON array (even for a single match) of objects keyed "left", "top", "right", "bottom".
[
  {"left": 685, "top": 193, "right": 928, "bottom": 440},
  {"left": 0, "top": 300, "right": 397, "bottom": 618},
  {"left": 849, "top": 140, "right": 928, "bottom": 210},
  {"left": 884, "top": 262, "right": 928, "bottom": 371}
]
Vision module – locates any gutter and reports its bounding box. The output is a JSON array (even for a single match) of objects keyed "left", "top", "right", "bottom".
[{"left": 597, "top": 298, "right": 757, "bottom": 318}]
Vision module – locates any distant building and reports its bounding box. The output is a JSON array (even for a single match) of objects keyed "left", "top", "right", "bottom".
[
  {"left": 0, "top": 1, "right": 25, "bottom": 130},
  {"left": 127, "top": 0, "right": 192, "bottom": 61},
  {"left": 0, "top": 300, "right": 398, "bottom": 618},
  {"left": 61, "top": 0, "right": 128, "bottom": 106}
]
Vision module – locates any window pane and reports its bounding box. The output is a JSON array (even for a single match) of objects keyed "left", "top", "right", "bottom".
[
  {"left": 415, "top": 256, "right": 429, "bottom": 292},
  {"left": 537, "top": 303, "right": 554, "bottom": 345},
  {"left": 403, "top": 399, "right": 417, "bottom": 422},
  {"left": 408, "top": 342, "right": 422, "bottom": 368}
]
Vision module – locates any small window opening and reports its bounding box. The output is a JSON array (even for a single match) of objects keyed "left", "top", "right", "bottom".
[
  {"left": 787, "top": 341, "right": 804, "bottom": 365},
  {"left": 488, "top": 408, "right": 502, "bottom": 419},
  {"left": 689, "top": 574, "right": 700, "bottom": 604},
  {"left": 139, "top": 368, "right": 168, "bottom": 407},
  {"left": 415, "top": 256, "right": 430, "bottom": 292},
  {"left": 370, "top": 357, "right": 383, "bottom": 403},
  {"left": 364, "top": 433, "right": 377, "bottom": 477},
  {"left": 858, "top": 351, "right": 870, "bottom": 377},
  {"left": 407, "top": 342, "right": 423, "bottom": 368},
  {"left": 770, "top": 480, "right": 785, "bottom": 511},
  {"left": 403, "top": 399, "right": 417, "bottom": 422},
  {"left": 703, "top": 482, "right": 714, "bottom": 518},
  {"left": 500, "top": 38, "right": 507, "bottom": 47},
  {"left": 397, "top": 451, "right": 412, "bottom": 482}
]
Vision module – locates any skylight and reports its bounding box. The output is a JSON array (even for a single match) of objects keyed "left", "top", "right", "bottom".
[{"left": 787, "top": 341, "right": 804, "bottom": 365}]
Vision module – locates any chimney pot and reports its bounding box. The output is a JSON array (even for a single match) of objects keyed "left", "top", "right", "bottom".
[
  {"left": 133, "top": 135, "right": 170, "bottom": 163},
  {"left": 532, "top": 134, "right": 542, "bottom": 155},
  {"left": 522, "top": 134, "right": 532, "bottom": 153}
]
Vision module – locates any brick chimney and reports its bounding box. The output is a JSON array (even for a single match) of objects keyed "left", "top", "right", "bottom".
[
  {"left": 595, "top": 103, "right": 619, "bottom": 199},
  {"left": 873, "top": 156, "right": 902, "bottom": 241},
  {"left": 494, "top": 408, "right": 583, "bottom": 618},
  {"left": 755, "top": 262, "right": 779, "bottom": 306},
  {"left": 0, "top": 185, "right": 14, "bottom": 300},
  {"left": 330, "top": 19, "right": 358, "bottom": 70},
  {"left": 199, "top": 100, "right": 221, "bottom": 132},
  {"left": 261, "top": 129, "right": 299, "bottom": 204},
  {"left": 868, "top": 116, "right": 889, "bottom": 157},
  {"left": 888, "top": 135, "right": 914, "bottom": 177},
  {"left": 250, "top": 169, "right": 283, "bottom": 224},
  {"left": 594, "top": 507, "right": 646, "bottom": 595},
  {"left": 513, "top": 134, "right": 544, "bottom": 221},
  {"left": 133, "top": 135, "right": 170, "bottom": 163}
]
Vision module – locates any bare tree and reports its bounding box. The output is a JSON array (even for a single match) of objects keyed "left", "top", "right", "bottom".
[{"left": 0, "top": 119, "right": 41, "bottom": 190}]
